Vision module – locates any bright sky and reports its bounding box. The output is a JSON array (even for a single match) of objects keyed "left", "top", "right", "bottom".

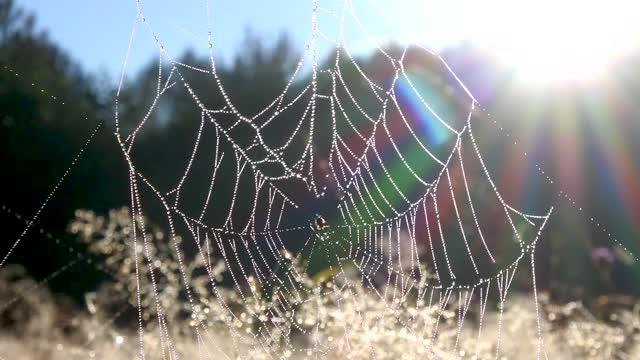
[
  {"left": 18, "top": 0, "right": 476, "bottom": 79},
  {"left": 19, "top": 0, "right": 640, "bottom": 85}
]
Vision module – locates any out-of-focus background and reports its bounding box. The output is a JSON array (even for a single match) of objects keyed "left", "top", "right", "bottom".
[{"left": 1, "top": 0, "right": 640, "bottom": 358}]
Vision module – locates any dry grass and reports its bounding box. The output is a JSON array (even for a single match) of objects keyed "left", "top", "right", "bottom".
[{"left": 1, "top": 209, "right": 638, "bottom": 359}]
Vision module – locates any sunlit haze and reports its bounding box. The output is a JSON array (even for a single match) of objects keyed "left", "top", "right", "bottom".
[
  {"left": 18, "top": 0, "right": 640, "bottom": 88},
  {"left": 469, "top": 0, "right": 640, "bottom": 84}
]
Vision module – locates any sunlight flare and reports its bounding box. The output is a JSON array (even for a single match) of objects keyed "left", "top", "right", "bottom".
[{"left": 472, "top": 0, "right": 640, "bottom": 84}]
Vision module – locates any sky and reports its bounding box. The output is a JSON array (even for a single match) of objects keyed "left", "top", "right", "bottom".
[
  {"left": 20, "top": 0, "right": 640, "bottom": 86},
  {"left": 18, "top": 0, "right": 477, "bottom": 79}
]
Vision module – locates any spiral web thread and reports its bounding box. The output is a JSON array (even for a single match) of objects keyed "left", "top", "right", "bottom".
[
  {"left": 107, "top": 0, "right": 560, "bottom": 358},
  {"left": 112, "top": 0, "right": 562, "bottom": 358}
]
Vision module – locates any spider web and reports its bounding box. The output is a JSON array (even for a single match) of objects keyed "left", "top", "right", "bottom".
[
  {"left": 106, "top": 0, "right": 559, "bottom": 358},
  {"left": 0, "top": 0, "right": 578, "bottom": 358}
]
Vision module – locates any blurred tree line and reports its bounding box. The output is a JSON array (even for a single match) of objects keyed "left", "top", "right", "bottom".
[
  {"left": 1, "top": 0, "right": 639, "bottom": 305},
  {"left": 0, "top": 0, "right": 308, "bottom": 300},
  {"left": 1, "top": 0, "right": 123, "bottom": 297}
]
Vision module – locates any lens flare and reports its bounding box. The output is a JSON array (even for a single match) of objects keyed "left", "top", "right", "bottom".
[{"left": 470, "top": 0, "right": 640, "bottom": 84}]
